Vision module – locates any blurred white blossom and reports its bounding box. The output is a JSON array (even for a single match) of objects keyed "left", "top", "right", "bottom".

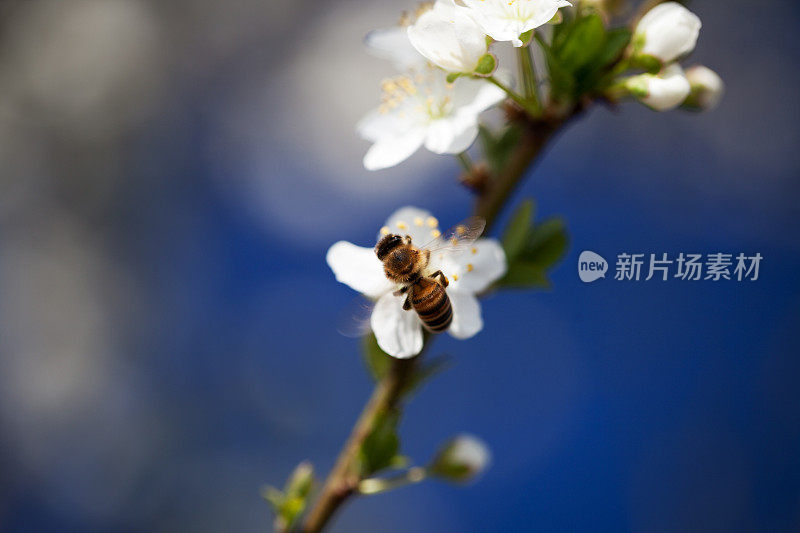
[
  {"left": 684, "top": 65, "right": 725, "bottom": 111},
  {"left": 625, "top": 64, "right": 691, "bottom": 111},
  {"left": 326, "top": 207, "right": 506, "bottom": 358},
  {"left": 634, "top": 2, "right": 701, "bottom": 64},
  {"left": 429, "top": 434, "right": 491, "bottom": 482},
  {"left": 407, "top": 0, "right": 488, "bottom": 73},
  {"left": 461, "top": 0, "right": 571, "bottom": 47}
]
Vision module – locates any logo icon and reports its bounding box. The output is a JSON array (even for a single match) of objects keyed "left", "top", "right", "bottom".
[{"left": 578, "top": 251, "right": 608, "bottom": 283}]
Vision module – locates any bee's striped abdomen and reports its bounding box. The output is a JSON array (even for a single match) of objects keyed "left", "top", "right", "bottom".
[{"left": 410, "top": 278, "right": 452, "bottom": 333}]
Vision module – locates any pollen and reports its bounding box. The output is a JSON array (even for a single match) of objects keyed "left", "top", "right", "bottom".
[
  {"left": 426, "top": 216, "right": 438, "bottom": 228},
  {"left": 452, "top": 274, "right": 459, "bottom": 281},
  {"left": 380, "top": 226, "right": 390, "bottom": 236},
  {"left": 414, "top": 217, "right": 424, "bottom": 227},
  {"left": 451, "top": 237, "right": 459, "bottom": 246},
  {"left": 397, "top": 221, "right": 408, "bottom": 230},
  {"left": 431, "top": 229, "right": 441, "bottom": 238},
  {"left": 467, "top": 263, "right": 474, "bottom": 272},
  {"left": 471, "top": 247, "right": 478, "bottom": 255}
]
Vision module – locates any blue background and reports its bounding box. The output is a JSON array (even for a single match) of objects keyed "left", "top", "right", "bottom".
[{"left": 0, "top": 0, "right": 798, "bottom": 531}]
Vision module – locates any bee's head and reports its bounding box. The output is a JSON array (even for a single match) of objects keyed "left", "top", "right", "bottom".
[{"left": 375, "top": 234, "right": 404, "bottom": 261}]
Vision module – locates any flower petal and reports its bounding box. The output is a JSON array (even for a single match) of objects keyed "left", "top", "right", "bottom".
[
  {"left": 363, "top": 124, "right": 427, "bottom": 171},
  {"left": 382, "top": 206, "right": 441, "bottom": 245},
  {"left": 365, "top": 26, "right": 426, "bottom": 71},
  {"left": 443, "top": 238, "right": 507, "bottom": 294},
  {"left": 424, "top": 113, "right": 478, "bottom": 154},
  {"left": 326, "top": 241, "right": 393, "bottom": 298},
  {"left": 407, "top": 0, "right": 487, "bottom": 73},
  {"left": 448, "top": 291, "right": 483, "bottom": 340},
  {"left": 461, "top": 0, "right": 570, "bottom": 46},
  {"left": 371, "top": 292, "right": 424, "bottom": 358}
]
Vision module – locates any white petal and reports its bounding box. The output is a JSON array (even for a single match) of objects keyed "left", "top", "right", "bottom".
[
  {"left": 462, "top": 0, "right": 570, "bottom": 45},
  {"left": 424, "top": 114, "right": 478, "bottom": 154},
  {"left": 382, "top": 206, "right": 440, "bottom": 245},
  {"left": 371, "top": 292, "right": 424, "bottom": 358},
  {"left": 641, "top": 64, "right": 691, "bottom": 111},
  {"left": 365, "top": 26, "right": 426, "bottom": 71},
  {"left": 636, "top": 2, "right": 701, "bottom": 63},
  {"left": 363, "top": 125, "right": 427, "bottom": 171},
  {"left": 451, "top": 76, "right": 508, "bottom": 116},
  {"left": 443, "top": 238, "right": 507, "bottom": 293},
  {"left": 448, "top": 291, "right": 483, "bottom": 340},
  {"left": 407, "top": 0, "right": 487, "bottom": 73},
  {"left": 326, "top": 241, "right": 393, "bottom": 298}
]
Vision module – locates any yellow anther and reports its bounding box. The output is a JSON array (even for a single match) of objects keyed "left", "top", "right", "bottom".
[
  {"left": 471, "top": 247, "right": 478, "bottom": 255},
  {"left": 380, "top": 226, "right": 390, "bottom": 235},
  {"left": 397, "top": 221, "right": 408, "bottom": 230},
  {"left": 426, "top": 216, "right": 438, "bottom": 228},
  {"left": 452, "top": 274, "right": 459, "bottom": 281},
  {"left": 431, "top": 229, "right": 441, "bottom": 238},
  {"left": 451, "top": 237, "right": 459, "bottom": 246},
  {"left": 467, "top": 263, "right": 474, "bottom": 272},
  {"left": 414, "top": 217, "right": 424, "bottom": 227}
]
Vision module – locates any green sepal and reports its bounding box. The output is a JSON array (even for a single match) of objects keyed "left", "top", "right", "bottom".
[
  {"left": 358, "top": 411, "right": 401, "bottom": 476},
  {"left": 473, "top": 53, "right": 497, "bottom": 77},
  {"left": 446, "top": 72, "right": 463, "bottom": 84}
]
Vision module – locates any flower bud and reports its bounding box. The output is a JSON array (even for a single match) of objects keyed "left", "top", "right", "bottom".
[
  {"left": 428, "top": 434, "right": 490, "bottom": 483},
  {"left": 625, "top": 64, "right": 691, "bottom": 111},
  {"left": 634, "top": 2, "right": 701, "bottom": 64},
  {"left": 682, "top": 65, "right": 724, "bottom": 111},
  {"left": 407, "top": 0, "right": 488, "bottom": 73}
]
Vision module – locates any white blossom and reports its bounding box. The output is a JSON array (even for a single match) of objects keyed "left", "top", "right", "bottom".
[
  {"left": 365, "top": 25, "right": 427, "bottom": 72},
  {"left": 429, "top": 434, "right": 491, "bottom": 481},
  {"left": 684, "top": 65, "right": 724, "bottom": 111},
  {"left": 407, "top": 0, "right": 488, "bottom": 73},
  {"left": 326, "top": 207, "right": 507, "bottom": 358},
  {"left": 460, "top": 0, "right": 572, "bottom": 47},
  {"left": 357, "top": 66, "right": 506, "bottom": 170},
  {"left": 634, "top": 2, "right": 701, "bottom": 64},
  {"left": 625, "top": 64, "right": 691, "bottom": 111}
]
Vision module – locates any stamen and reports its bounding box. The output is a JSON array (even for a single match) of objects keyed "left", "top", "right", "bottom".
[
  {"left": 380, "top": 226, "right": 390, "bottom": 236},
  {"left": 431, "top": 229, "right": 441, "bottom": 238},
  {"left": 414, "top": 217, "right": 424, "bottom": 226},
  {"left": 426, "top": 216, "right": 438, "bottom": 228},
  {"left": 471, "top": 247, "right": 478, "bottom": 255},
  {"left": 397, "top": 221, "right": 408, "bottom": 230},
  {"left": 452, "top": 274, "right": 459, "bottom": 281},
  {"left": 467, "top": 263, "right": 474, "bottom": 272}
]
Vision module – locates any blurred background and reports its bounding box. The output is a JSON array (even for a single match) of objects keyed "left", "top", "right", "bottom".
[{"left": 0, "top": 0, "right": 798, "bottom": 531}]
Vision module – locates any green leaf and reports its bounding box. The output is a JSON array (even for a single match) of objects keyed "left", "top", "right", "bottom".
[
  {"left": 359, "top": 411, "right": 401, "bottom": 476},
  {"left": 479, "top": 124, "right": 522, "bottom": 174},
  {"left": 262, "top": 462, "right": 315, "bottom": 531},
  {"left": 500, "top": 262, "right": 551, "bottom": 289},
  {"left": 402, "top": 356, "right": 450, "bottom": 398},
  {"left": 542, "top": 45, "right": 576, "bottom": 100},
  {"left": 596, "top": 28, "right": 632, "bottom": 69},
  {"left": 473, "top": 53, "right": 497, "bottom": 76},
  {"left": 520, "top": 218, "right": 569, "bottom": 269},
  {"left": 502, "top": 200, "right": 535, "bottom": 262},
  {"left": 556, "top": 14, "right": 606, "bottom": 73},
  {"left": 362, "top": 333, "right": 392, "bottom": 382}
]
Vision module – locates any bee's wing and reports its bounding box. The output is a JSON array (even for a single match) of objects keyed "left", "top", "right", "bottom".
[
  {"left": 419, "top": 216, "right": 486, "bottom": 258},
  {"left": 336, "top": 295, "right": 375, "bottom": 338}
]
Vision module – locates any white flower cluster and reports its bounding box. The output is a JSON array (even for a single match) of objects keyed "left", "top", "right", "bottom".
[
  {"left": 624, "top": 2, "right": 723, "bottom": 111},
  {"left": 327, "top": 207, "right": 507, "bottom": 358},
  {"left": 358, "top": 0, "right": 571, "bottom": 171}
]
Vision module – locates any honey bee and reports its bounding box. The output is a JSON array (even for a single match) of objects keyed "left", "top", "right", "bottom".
[{"left": 375, "top": 217, "right": 485, "bottom": 333}]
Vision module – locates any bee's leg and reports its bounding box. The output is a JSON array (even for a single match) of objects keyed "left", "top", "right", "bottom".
[
  {"left": 392, "top": 286, "right": 409, "bottom": 297},
  {"left": 431, "top": 270, "right": 449, "bottom": 288},
  {"left": 403, "top": 235, "right": 412, "bottom": 245},
  {"left": 402, "top": 294, "right": 412, "bottom": 311}
]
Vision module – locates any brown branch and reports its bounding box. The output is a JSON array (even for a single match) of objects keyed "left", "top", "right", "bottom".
[{"left": 299, "top": 102, "right": 582, "bottom": 533}]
